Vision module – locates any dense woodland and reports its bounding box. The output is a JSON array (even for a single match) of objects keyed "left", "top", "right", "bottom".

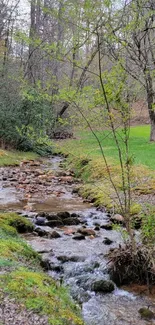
[{"left": 0, "top": 0, "right": 155, "bottom": 155}]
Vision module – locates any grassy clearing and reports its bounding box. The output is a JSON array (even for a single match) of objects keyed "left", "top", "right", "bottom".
[
  {"left": 58, "top": 125, "right": 155, "bottom": 169},
  {"left": 0, "top": 149, "right": 38, "bottom": 166},
  {"left": 57, "top": 125, "right": 155, "bottom": 213},
  {"left": 0, "top": 213, "right": 83, "bottom": 325}
]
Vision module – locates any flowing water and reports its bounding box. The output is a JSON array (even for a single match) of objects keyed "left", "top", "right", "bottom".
[{"left": 0, "top": 156, "right": 155, "bottom": 325}]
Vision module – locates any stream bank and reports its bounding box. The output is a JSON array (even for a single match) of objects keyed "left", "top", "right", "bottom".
[{"left": 0, "top": 156, "right": 155, "bottom": 325}]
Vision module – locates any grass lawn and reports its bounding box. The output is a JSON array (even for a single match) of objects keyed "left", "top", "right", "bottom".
[
  {"left": 57, "top": 125, "right": 155, "bottom": 212},
  {"left": 0, "top": 149, "right": 38, "bottom": 167},
  {"left": 58, "top": 125, "right": 155, "bottom": 170}
]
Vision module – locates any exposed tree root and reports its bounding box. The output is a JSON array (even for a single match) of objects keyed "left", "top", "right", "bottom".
[{"left": 108, "top": 244, "right": 155, "bottom": 287}]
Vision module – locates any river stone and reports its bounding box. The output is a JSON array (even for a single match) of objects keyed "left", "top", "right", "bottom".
[
  {"left": 70, "top": 212, "right": 81, "bottom": 218},
  {"left": 78, "top": 228, "right": 96, "bottom": 236},
  {"left": 103, "top": 237, "right": 113, "bottom": 245},
  {"left": 72, "top": 234, "right": 85, "bottom": 240},
  {"left": 63, "top": 217, "right": 80, "bottom": 226},
  {"left": 57, "top": 255, "right": 71, "bottom": 263},
  {"left": 46, "top": 214, "right": 60, "bottom": 221},
  {"left": 110, "top": 214, "right": 125, "bottom": 225},
  {"left": 50, "top": 231, "right": 61, "bottom": 239},
  {"left": 94, "top": 226, "right": 100, "bottom": 231},
  {"left": 57, "top": 211, "right": 70, "bottom": 219},
  {"left": 91, "top": 279, "right": 115, "bottom": 293},
  {"left": 100, "top": 223, "right": 113, "bottom": 230},
  {"left": 57, "top": 255, "right": 85, "bottom": 263},
  {"left": 46, "top": 219, "right": 63, "bottom": 227},
  {"left": 34, "top": 227, "right": 48, "bottom": 237},
  {"left": 138, "top": 308, "right": 154, "bottom": 320},
  {"left": 35, "top": 217, "right": 46, "bottom": 226},
  {"left": 40, "top": 256, "right": 50, "bottom": 270},
  {"left": 49, "top": 262, "right": 63, "bottom": 272}
]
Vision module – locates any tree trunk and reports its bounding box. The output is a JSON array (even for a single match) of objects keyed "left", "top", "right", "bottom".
[
  {"left": 150, "top": 118, "right": 155, "bottom": 141},
  {"left": 146, "top": 75, "right": 155, "bottom": 141}
]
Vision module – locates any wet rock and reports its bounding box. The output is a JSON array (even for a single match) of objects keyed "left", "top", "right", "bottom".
[
  {"left": 94, "top": 226, "right": 100, "bottom": 231},
  {"left": 40, "top": 256, "right": 50, "bottom": 270},
  {"left": 35, "top": 227, "right": 48, "bottom": 237},
  {"left": 57, "top": 255, "right": 85, "bottom": 263},
  {"left": 35, "top": 217, "right": 46, "bottom": 226},
  {"left": 49, "top": 263, "right": 63, "bottom": 272},
  {"left": 70, "top": 285, "right": 91, "bottom": 304},
  {"left": 103, "top": 237, "right": 113, "bottom": 245},
  {"left": 50, "top": 231, "right": 61, "bottom": 239},
  {"left": 110, "top": 214, "right": 125, "bottom": 225},
  {"left": 57, "top": 211, "right": 70, "bottom": 219},
  {"left": 91, "top": 279, "right": 115, "bottom": 293},
  {"left": 46, "top": 214, "right": 60, "bottom": 221},
  {"left": 63, "top": 227, "right": 77, "bottom": 235},
  {"left": 63, "top": 217, "right": 80, "bottom": 226},
  {"left": 57, "top": 255, "right": 71, "bottom": 263},
  {"left": 72, "top": 234, "right": 85, "bottom": 240},
  {"left": 71, "top": 212, "right": 81, "bottom": 218},
  {"left": 100, "top": 223, "right": 113, "bottom": 230},
  {"left": 46, "top": 219, "right": 63, "bottom": 227},
  {"left": 138, "top": 307, "right": 154, "bottom": 320},
  {"left": 78, "top": 228, "right": 96, "bottom": 236}
]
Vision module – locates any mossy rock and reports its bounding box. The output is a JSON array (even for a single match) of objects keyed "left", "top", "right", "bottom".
[
  {"left": 91, "top": 279, "right": 114, "bottom": 293},
  {"left": 138, "top": 307, "right": 154, "bottom": 320},
  {"left": 0, "top": 213, "right": 34, "bottom": 233}
]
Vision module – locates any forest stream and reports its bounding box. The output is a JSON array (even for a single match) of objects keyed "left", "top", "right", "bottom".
[{"left": 0, "top": 156, "right": 155, "bottom": 325}]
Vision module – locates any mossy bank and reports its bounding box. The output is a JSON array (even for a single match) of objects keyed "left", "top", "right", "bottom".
[{"left": 0, "top": 213, "right": 83, "bottom": 325}]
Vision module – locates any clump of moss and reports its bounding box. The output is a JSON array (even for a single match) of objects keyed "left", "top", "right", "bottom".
[
  {"left": 1, "top": 268, "right": 83, "bottom": 325},
  {"left": 0, "top": 213, "right": 34, "bottom": 233},
  {"left": 0, "top": 213, "right": 39, "bottom": 267}
]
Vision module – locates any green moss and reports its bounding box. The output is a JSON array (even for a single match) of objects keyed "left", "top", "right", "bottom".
[
  {"left": 0, "top": 213, "right": 83, "bottom": 324},
  {"left": 0, "top": 213, "right": 34, "bottom": 233},
  {"left": 1, "top": 268, "right": 83, "bottom": 325},
  {"left": 0, "top": 213, "right": 38, "bottom": 265}
]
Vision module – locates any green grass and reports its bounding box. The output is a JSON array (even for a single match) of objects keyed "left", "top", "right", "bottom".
[
  {"left": 0, "top": 213, "right": 83, "bottom": 325},
  {"left": 0, "top": 149, "right": 38, "bottom": 166},
  {"left": 56, "top": 125, "right": 155, "bottom": 212},
  {"left": 58, "top": 125, "right": 155, "bottom": 170}
]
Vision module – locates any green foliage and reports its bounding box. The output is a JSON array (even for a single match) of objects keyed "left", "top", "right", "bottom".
[
  {"left": 0, "top": 79, "right": 54, "bottom": 154},
  {"left": 141, "top": 206, "right": 155, "bottom": 245}
]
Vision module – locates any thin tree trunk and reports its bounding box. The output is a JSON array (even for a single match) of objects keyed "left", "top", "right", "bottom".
[
  {"left": 150, "top": 116, "right": 155, "bottom": 141},
  {"left": 146, "top": 75, "right": 155, "bottom": 141}
]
